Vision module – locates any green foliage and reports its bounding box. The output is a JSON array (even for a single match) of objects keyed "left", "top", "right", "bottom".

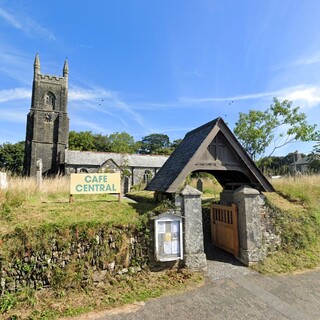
[
  {"left": 69, "top": 131, "right": 111, "bottom": 152},
  {"left": 309, "top": 158, "right": 320, "bottom": 173},
  {"left": 234, "top": 98, "right": 319, "bottom": 160},
  {"left": 257, "top": 152, "right": 306, "bottom": 176},
  {"left": 108, "top": 132, "right": 138, "bottom": 153},
  {"left": 91, "top": 133, "right": 111, "bottom": 152},
  {"left": 139, "top": 133, "right": 171, "bottom": 154},
  {"left": 126, "top": 190, "right": 155, "bottom": 203},
  {"left": 309, "top": 141, "right": 320, "bottom": 173},
  {"left": 69, "top": 131, "right": 139, "bottom": 153},
  {"left": 0, "top": 141, "right": 25, "bottom": 174},
  {"left": 0, "top": 292, "right": 17, "bottom": 313},
  {"left": 68, "top": 131, "right": 97, "bottom": 151},
  {"left": 171, "top": 138, "right": 183, "bottom": 149}
]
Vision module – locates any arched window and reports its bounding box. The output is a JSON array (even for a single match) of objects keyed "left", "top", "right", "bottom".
[
  {"left": 44, "top": 92, "right": 55, "bottom": 109},
  {"left": 144, "top": 170, "right": 152, "bottom": 184}
]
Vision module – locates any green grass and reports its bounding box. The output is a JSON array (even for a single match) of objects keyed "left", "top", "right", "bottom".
[
  {"left": 2, "top": 269, "right": 203, "bottom": 319},
  {"left": 0, "top": 176, "right": 203, "bottom": 319},
  {"left": 0, "top": 191, "right": 155, "bottom": 237},
  {"left": 253, "top": 175, "right": 320, "bottom": 274}
]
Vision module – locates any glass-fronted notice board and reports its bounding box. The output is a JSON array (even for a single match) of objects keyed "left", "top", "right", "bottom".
[{"left": 153, "top": 213, "right": 183, "bottom": 261}]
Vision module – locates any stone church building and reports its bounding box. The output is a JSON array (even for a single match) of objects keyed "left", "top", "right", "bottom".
[{"left": 23, "top": 55, "right": 168, "bottom": 189}]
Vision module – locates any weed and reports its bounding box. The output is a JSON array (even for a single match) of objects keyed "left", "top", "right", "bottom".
[{"left": 0, "top": 292, "right": 17, "bottom": 313}]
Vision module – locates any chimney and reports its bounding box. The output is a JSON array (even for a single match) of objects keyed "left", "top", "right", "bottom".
[{"left": 294, "top": 151, "right": 302, "bottom": 162}]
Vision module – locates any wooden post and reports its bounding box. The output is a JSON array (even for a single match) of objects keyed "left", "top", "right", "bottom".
[
  {"left": 118, "top": 193, "right": 122, "bottom": 202},
  {"left": 69, "top": 194, "right": 74, "bottom": 203}
]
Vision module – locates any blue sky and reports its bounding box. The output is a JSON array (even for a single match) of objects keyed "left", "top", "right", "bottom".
[{"left": 0, "top": 0, "right": 320, "bottom": 157}]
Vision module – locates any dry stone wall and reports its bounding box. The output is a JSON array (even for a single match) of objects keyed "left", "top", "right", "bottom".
[{"left": 0, "top": 225, "right": 149, "bottom": 295}]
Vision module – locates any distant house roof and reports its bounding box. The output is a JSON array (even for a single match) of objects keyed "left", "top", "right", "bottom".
[
  {"left": 293, "top": 156, "right": 311, "bottom": 166},
  {"left": 65, "top": 150, "right": 168, "bottom": 168},
  {"left": 146, "top": 117, "right": 275, "bottom": 193}
]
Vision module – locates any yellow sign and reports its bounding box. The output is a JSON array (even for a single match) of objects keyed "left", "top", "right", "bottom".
[{"left": 70, "top": 173, "right": 121, "bottom": 195}]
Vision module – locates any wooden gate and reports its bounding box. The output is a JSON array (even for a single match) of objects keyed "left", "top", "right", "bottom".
[{"left": 210, "top": 203, "right": 239, "bottom": 257}]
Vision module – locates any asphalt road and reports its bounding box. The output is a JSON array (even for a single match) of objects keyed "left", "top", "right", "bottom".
[{"left": 75, "top": 247, "right": 320, "bottom": 320}]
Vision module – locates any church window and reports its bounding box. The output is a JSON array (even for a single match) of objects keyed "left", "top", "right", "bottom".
[
  {"left": 44, "top": 92, "right": 55, "bottom": 109},
  {"left": 144, "top": 170, "right": 152, "bottom": 184}
]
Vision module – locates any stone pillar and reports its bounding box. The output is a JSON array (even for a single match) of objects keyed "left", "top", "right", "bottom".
[
  {"left": 0, "top": 172, "right": 8, "bottom": 190},
  {"left": 180, "top": 185, "right": 207, "bottom": 271},
  {"left": 233, "top": 186, "right": 264, "bottom": 265},
  {"left": 36, "top": 158, "right": 43, "bottom": 190}
]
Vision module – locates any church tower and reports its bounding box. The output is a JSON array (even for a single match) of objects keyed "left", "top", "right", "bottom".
[{"left": 24, "top": 54, "right": 69, "bottom": 176}]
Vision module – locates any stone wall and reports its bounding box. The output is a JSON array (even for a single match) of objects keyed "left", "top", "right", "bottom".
[
  {"left": 0, "top": 225, "right": 148, "bottom": 295},
  {"left": 221, "top": 186, "right": 281, "bottom": 265}
]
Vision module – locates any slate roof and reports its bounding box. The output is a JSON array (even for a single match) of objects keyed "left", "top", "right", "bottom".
[
  {"left": 146, "top": 117, "right": 275, "bottom": 193},
  {"left": 293, "top": 156, "right": 311, "bottom": 166},
  {"left": 65, "top": 150, "right": 168, "bottom": 168}
]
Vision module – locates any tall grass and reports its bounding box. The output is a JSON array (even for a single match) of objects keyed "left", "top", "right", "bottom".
[
  {"left": 257, "top": 174, "right": 320, "bottom": 273},
  {"left": 271, "top": 174, "right": 320, "bottom": 208},
  {"left": 7, "top": 175, "right": 70, "bottom": 195},
  {"left": 0, "top": 175, "right": 155, "bottom": 236}
]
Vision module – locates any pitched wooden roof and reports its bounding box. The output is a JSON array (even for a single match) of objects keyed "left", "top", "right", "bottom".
[{"left": 146, "top": 117, "right": 274, "bottom": 193}]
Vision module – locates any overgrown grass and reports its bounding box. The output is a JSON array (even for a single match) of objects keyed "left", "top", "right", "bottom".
[
  {"left": 253, "top": 175, "right": 320, "bottom": 274},
  {"left": 1, "top": 269, "right": 203, "bottom": 319},
  {"left": 0, "top": 176, "right": 203, "bottom": 319},
  {"left": 0, "top": 176, "right": 156, "bottom": 237}
]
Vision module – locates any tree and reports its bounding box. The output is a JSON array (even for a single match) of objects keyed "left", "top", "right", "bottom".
[
  {"left": 68, "top": 131, "right": 96, "bottom": 151},
  {"left": 257, "top": 152, "right": 306, "bottom": 176},
  {"left": 92, "top": 133, "right": 111, "bottom": 152},
  {"left": 109, "top": 132, "right": 138, "bottom": 153},
  {"left": 139, "top": 133, "right": 170, "bottom": 154},
  {"left": 234, "top": 98, "right": 319, "bottom": 160},
  {"left": 171, "top": 139, "right": 183, "bottom": 149},
  {"left": 309, "top": 141, "right": 320, "bottom": 173},
  {"left": 0, "top": 141, "right": 25, "bottom": 174}
]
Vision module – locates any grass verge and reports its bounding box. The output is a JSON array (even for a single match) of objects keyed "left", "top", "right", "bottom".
[
  {"left": 252, "top": 175, "right": 320, "bottom": 274},
  {"left": 1, "top": 269, "right": 203, "bottom": 319}
]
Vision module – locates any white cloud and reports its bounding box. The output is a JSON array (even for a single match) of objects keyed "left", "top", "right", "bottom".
[
  {"left": 71, "top": 118, "right": 106, "bottom": 133},
  {"left": 0, "top": 45, "right": 33, "bottom": 84},
  {"left": 277, "top": 51, "right": 320, "bottom": 69},
  {"left": 180, "top": 85, "right": 320, "bottom": 109},
  {"left": 0, "top": 7, "right": 21, "bottom": 28},
  {"left": 278, "top": 85, "right": 320, "bottom": 108},
  {"left": 0, "top": 109, "right": 26, "bottom": 123},
  {"left": 69, "top": 87, "right": 113, "bottom": 101},
  {"left": 69, "top": 86, "right": 145, "bottom": 128},
  {"left": 0, "top": 88, "right": 31, "bottom": 103},
  {"left": 180, "top": 90, "right": 282, "bottom": 104},
  {"left": 0, "top": 6, "right": 55, "bottom": 40}
]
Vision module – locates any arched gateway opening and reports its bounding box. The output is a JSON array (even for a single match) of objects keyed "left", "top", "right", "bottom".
[{"left": 146, "top": 118, "right": 274, "bottom": 269}]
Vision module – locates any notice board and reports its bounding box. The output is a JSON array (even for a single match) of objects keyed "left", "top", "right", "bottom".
[{"left": 154, "top": 213, "right": 183, "bottom": 262}]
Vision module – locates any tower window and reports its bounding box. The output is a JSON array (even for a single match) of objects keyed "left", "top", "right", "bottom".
[{"left": 44, "top": 92, "right": 55, "bottom": 109}]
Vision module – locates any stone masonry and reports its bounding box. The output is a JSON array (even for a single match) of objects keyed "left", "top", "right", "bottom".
[{"left": 180, "top": 185, "right": 207, "bottom": 271}]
